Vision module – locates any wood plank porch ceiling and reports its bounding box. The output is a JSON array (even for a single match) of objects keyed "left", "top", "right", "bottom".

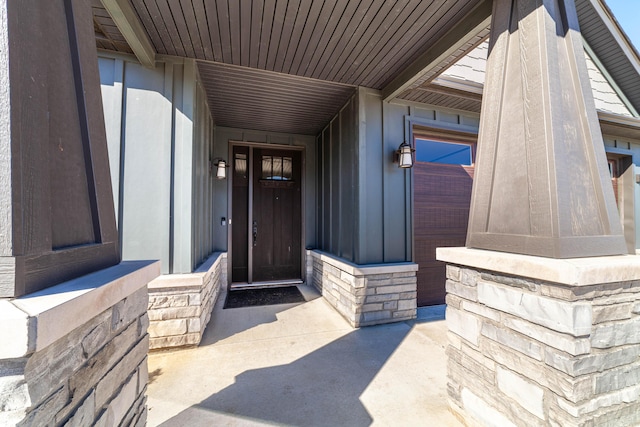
[
  {"left": 132, "top": 0, "right": 483, "bottom": 88},
  {"left": 197, "top": 61, "right": 356, "bottom": 135},
  {"left": 96, "top": 0, "right": 640, "bottom": 134},
  {"left": 124, "top": 0, "right": 486, "bottom": 134}
]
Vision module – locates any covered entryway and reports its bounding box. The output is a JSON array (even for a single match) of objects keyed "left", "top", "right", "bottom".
[
  {"left": 414, "top": 132, "right": 476, "bottom": 306},
  {"left": 231, "top": 144, "right": 303, "bottom": 286},
  {"left": 146, "top": 285, "right": 459, "bottom": 426},
  {"left": 92, "top": 0, "right": 496, "bottom": 301}
]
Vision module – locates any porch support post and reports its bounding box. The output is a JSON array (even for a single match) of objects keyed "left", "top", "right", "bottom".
[
  {"left": 466, "top": 0, "right": 627, "bottom": 258},
  {"left": 0, "top": 1, "right": 157, "bottom": 425},
  {"left": 438, "top": 248, "right": 640, "bottom": 427},
  {"left": 438, "top": 0, "right": 640, "bottom": 425},
  {"left": 0, "top": 0, "right": 121, "bottom": 298}
]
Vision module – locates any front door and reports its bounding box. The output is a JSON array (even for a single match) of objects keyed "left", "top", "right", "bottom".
[{"left": 231, "top": 145, "right": 302, "bottom": 285}]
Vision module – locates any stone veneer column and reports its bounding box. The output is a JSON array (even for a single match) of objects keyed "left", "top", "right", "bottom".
[
  {"left": 438, "top": 247, "right": 640, "bottom": 426},
  {"left": 0, "top": 261, "right": 159, "bottom": 426},
  {"left": 147, "top": 253, "right": 227, "bottom": 349}
]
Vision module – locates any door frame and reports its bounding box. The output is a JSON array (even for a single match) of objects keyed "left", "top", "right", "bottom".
[{"left": 226, "top": 140, "right": 306, "bottom": 287}]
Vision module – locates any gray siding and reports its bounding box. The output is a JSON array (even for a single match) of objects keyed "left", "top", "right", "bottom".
[
  {"left": 99, "top": 54, "right": 216, "bottom": 274},
  {"left": 357, "top": 92, "right": 482, "bottom": 264},
  {"left": 192, "top": 73, "right": 216, "bottom": 269},
  {"left": 317, "top": 90, "right": 470, "bottom": 265},
  {"left": 317, "top": 95, "right": 358, "bottom": 262},
  {"left": 359, "top": 89, "right": 384, "bottom": 263},
  {"left": 382, "top": 100, "right": 412, "bottom": 263}
]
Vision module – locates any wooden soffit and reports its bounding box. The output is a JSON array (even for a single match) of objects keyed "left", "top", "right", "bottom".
[
  {"left": 128, "top": 0, "right": 486, "bottom": 90},
  {"left": 197, "top": 61, "right": 356, "bottom": 135}
]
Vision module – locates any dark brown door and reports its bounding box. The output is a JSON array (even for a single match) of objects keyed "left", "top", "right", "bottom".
[
  {"left": 231, "top": 146, "right": 302, "bottom": 284},
  {"left": 252, "top": 148, "right": 302, "bottom": 281},
  {"left": 414, "top": 138, "right": 475, "bottom": 306}
]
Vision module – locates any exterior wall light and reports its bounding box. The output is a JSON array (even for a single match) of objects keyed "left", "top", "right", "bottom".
[
  {"left": 396, "top": 141, "right": 415, "bottom": 168},
  {"left": 211, "top": 158, "right": 229, "bottom": 179}
]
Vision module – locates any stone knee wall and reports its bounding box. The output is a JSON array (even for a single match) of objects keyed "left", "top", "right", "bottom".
[
  {"left": 445, "top": 263, "right": 640, "bottom": 427},
  {"left": 308, "top": 250, "right": 418, "bottom": 327},
  {"left": 147, "top": 252, "right": 226, "bottom": 349},
  {"left": 0, "top": 261, "right": 159, "bottom": 427}
]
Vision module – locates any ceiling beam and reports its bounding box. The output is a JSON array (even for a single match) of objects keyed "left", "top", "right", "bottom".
[
  {"left": 381, "top": 0, "right": 492, "bottom": 102},
  {"left": 100, "top": 0, "right": 155, "bottom": 68}
]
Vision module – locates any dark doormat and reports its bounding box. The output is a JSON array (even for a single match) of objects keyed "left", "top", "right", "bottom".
[{"left": 223, "top": 286, "right": 305, "bottom": 309}]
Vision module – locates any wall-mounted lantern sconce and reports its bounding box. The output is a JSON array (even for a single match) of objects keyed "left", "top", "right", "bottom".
[
  {"left": 395, "top": 141, "right": 415, "bottom": 168},
  {"left": 211, "top": 158, "right": 229, "bottom": 179}
]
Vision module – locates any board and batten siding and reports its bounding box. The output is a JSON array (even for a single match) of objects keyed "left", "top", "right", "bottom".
[
  {"left": 99, "top": 54, "right": 216, "bottom": 274},
  {"left": 317, "top": 94, "right": 358, "bottom": 262},
  {"left": 381, "top": 94, "right": 480, "bottom": 264},
  {"left": 192, "top": 75, "right": 217, "bottom": 270},
  {"left": 316, "top": 89, "right": 481, "bottom": 265}
]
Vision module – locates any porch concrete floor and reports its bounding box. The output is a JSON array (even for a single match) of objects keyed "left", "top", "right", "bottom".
[{"left": 146, "top": 285, "right": 462, "bottom": 426}]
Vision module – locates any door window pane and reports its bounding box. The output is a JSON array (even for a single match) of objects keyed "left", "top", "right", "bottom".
[
  {"left": 273, "top": 157, "right": 283, "bottom": 179},
  {"left": 262, "top": 156, "right": 272, "bottom": 179},
  {"left": 235, "top": 153, "right": 247, "bottom": 177},
  {"left": 262, "top": 155, "right": 293, "bottom": 180},
  {"left": 283, "top": 157, "right": 292, "bottom": 180}
]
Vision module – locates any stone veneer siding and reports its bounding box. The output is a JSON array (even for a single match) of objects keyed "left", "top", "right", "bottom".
[
  {"left": 307, "top": 250, "right": 418, "bottom": 327},
  {"left": 0, "top": 261, "right": 160, "bottom": 426},
  {"left": 147, "top": 252, "right": 227, "bottom": 349},
  {"left": 438, "top": 247, "right": 640, "bottom": 427}
]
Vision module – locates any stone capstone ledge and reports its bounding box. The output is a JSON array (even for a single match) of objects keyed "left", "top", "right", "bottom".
[
  {"left": 3, "top": 260, "right": 160, "bottom": 358},
  {"left": 439, "top": 247, "right": 640, "bottom": 427},
  {"left": 147, "top": 252, "right": 226, "bottom": 349},
  {"left": 437, "top": 247, "right": 640, "bottom": 286},
  {"left": 0, "top": 260, "right": 160, "bottom": 426},
  {"left": 308, "top": 250, "right": 418, "bottom": 327}
]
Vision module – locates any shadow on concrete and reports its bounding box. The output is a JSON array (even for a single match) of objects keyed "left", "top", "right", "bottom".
[
  {"left": 413, "top": 304, "right": 446, "bottom": 323},
  {"left": 148, "top": 368, "right": 163, "bottom": 385},
  {"left": 199, "top": 286, "right": 322, "bottom": 347},
  {"left": 199, "top": 297, "right": 301, "bottom": 347},
  {"left": 159, "top": 322, "right": 411, "bottom": 427}
]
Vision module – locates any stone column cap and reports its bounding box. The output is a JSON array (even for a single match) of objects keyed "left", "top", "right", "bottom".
[
  {"left": 437, "top": 247, "right": 640, "bottom": 286},
  {"left": 308, "top": 250, "right": 418, "bottom": 276},
  {"left": 1, "top": 260, "right": 160, "bottom": 358}
]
